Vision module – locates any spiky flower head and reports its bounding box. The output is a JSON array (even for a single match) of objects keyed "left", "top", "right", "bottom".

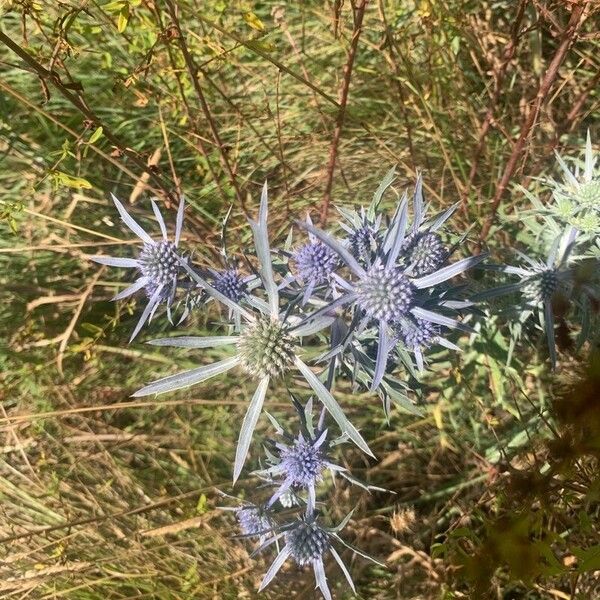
[
  {"left": 138, "top": 240, "right": 181, "bottom": 288},
  {"left": 213, "top": 269, "right": 248, "bottom": 302},
  {"left": 293, "top": 242, "right": 339, "bottom": 284},
  {"left": 348, "top": 224, "right": 381, "bottom": 262},
  {"left": 522, "top": 268, "right": 560, "bottom": 303},
  {"left": 355, "top": 264, "right": 414, "bottom": 323},
  {"left": 397, "top": 318, "right": 439, "bottom": 350},
  {"left": 572, "top": 180, "right": 600, "bottom": 208},
  {"left": 285, "top": 518, "right": 330, "bottom": 567},
  {"left": 280, "top": 435, "right": 326, "bottom": 488},
  {"left": 237, "top": 317, "right": 297, "bottom": 380},
  {"left": 402, "top": 231, "right": 447, "bottom": 276},
  {"left": 547, "top": 131, "right": 600, "bottom": 234},
  {"left": 89, "top": 195, "right": 186, "bottom": 341},
  {"left": 236, "top": 506, "right": 272, "bottom": 537}
]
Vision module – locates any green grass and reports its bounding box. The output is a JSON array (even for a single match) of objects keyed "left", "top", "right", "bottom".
[{"left": 1, "top": 1, "right": 599, "bottom": 598}]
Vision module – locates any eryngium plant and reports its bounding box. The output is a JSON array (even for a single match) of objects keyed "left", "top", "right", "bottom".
[
  {"left": 258, "top": 512, "right": 382, "bottom": 600},
  {"left": 133, "top": 183, "right": 372, "bottom": 482},
  {"left": 257, "top": 398, "right": 382, "bottom": 515},
  {"left": 300, "top": 173, "right": 484, "bottom": 389},
  {"left": 89, "top": 194, "right": 186, "bottom": 341},
  {"left": 547, "top": 131, "right": 599, "bottom": 235}
]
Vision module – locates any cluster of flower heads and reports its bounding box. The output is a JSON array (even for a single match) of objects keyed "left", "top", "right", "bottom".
[
  {"left": 475, "top": 134, "right": 599, "bottom": 367},
  {"left": 88, "top": 158, "right": 597, "bottom": 597}
]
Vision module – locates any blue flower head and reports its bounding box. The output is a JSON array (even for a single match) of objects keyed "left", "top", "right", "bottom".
[
  {"left": 297, "top": 172, "right": 484, "bottom": 390},
  {"left": 213, "top": 268, "right": 249, "bottom": 302},
  {"left": 473, "top": 227, "right": 579, "bottom": 368},
  {"left": 258, "top": 399, "right": 383, "bottom": 514},
  {"left": 90, "top": 194, "right": 186, "bottom": 341},
  {"left": 258, "top": 511, "right": 383, "bottom": 600},
  {"left": 236, "top": 505, "right": 273, "bottom": 538}
]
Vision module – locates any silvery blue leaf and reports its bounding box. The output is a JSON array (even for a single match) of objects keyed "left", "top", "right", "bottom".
[
  {"left": 411, "top": 306, "right": 474, "bottom": 333},
  {"left": 111, "top": 193, "right": 153, "bottom": 244},
  {"left": 90, "top": 255, "right": 139, "bottom": 268},
  {"left": 129, "top": 284, "right": 163, "bottom": 342},
  {"left": 150, "top": 199, "right": 168, "bottom": 240},
  {"left": 132, "top": 356, "right": 239, "bottom": 397},
  {"left": 294, "top": 357, "right": 374, "bottom": 457},
  {"left": 412, "top": 254, "right": 487, "bottom": 289},
  {"left": 249, "top": 181, "right": 279, "bottom": 316},
  {"left": 258, "top": 546, "right": 291, "bottom": 592},
  {"left": 313, "top": 559, "right": 332, "bottom": 600},
  {"left": 112, "top": 278, "right": 149, "bottom": 301},
  {"left": 148, "top": 336, "right": 238, "bottom": 348},
  {"left": 175, "top": 197, "right": 185, "bottom": 247},
  {"left": 233, "top": 376, "right": 270, "bottom": 483},
  {"left": 543, "top": 300, "right": 557, "bottom": 369},
  {"left": 330, "top": 547, "right": 356, "bottom": 592}
]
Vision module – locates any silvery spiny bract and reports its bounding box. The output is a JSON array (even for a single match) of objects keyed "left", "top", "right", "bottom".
[
  {"left": 300, "top": 172, "right": 484, "bottom": 390},
  {"left": 474, "top": 227, "right": 578, "bottom": 368},
  {"left": 549, "top": 131, "right": 599, "bottom": 234},
  {"left": 132, "top": 182, "right": 372, "bottom": 485},
  {"left": 90, "top": 195, "right": 186, "bottom": 341},
  {"left": 257, "top": 399, "right": 381, "bottom": 515},
  {"left": 258, "top": 512, "right": 383, "bottom": 600}
]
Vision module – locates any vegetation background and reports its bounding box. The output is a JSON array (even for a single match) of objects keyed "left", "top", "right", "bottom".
[{"left": 0, "top": 0, "right": 599, "bottom": 598}]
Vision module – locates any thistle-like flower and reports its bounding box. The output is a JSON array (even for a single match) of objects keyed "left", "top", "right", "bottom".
[
  {"left": 336, "top": 167, "right": 395, "bottom": 266},
  {"left": 394, "top": 317, "right": 452, "bottom": 372},
  {"left": 549, "top": 131, "right": 600, "bottom": 234},
  {"left": 133, "top": 183, "right": 373, "bottom": 483},
  {"left": 401, "top": 231, "right": 448, "bottom": 276},
  {"left": 299, "top": 174, "right": 484, "bottom": 390},
  {"left": 218, "top": 494, "right": 275, "bottom": 545},
  {"left": 258, "top": 513, "right": 382, "bottom": 600},
  {"left": 90, "top": 194, "right": 186, "bottom": 341},
  {"left": 473, "top": 227, "right": 578, "bottom": 367},
  {"left": 259, "top": 400, "right": 386, "bottom": 514},
  {"left": 212, "top": 268, "right": 249, "bottom": 302},
  {"left": 288, "top": 215, "right": 340, "bottom": 304}
]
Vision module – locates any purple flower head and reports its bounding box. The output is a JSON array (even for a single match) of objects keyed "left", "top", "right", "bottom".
[
  {"left": 347, "top": 222, "right": 381, "bottom": 263},
  {"left": 213, "top": 268, "right": 248, "bottom": 302},
  {"left": 236, "top": 506, "right": 272, "bottom": 537},
  {"left": 398, "top": 318, "right": 439, "bottom": 350},
  {"left": 139, "top": 240, "right": 180, "bottom": 289},
  {"left": 279, "top": 434, "right": 326, "bottom": 487},
  {"left": 293, "top": 241, "right": 339, "bottom": 285},
  {"left": 258, "top": 512, "right": 383, "bottom": 600},
  {"left": 285, "top": 518, "right": 330, "bottom": 566},
  {"left": 402, "top": 231, "right": 448, "bottom": 276},
  {"left": 263, "top": 424, "right": 333, "bottom": 515},
  {"left": 355, "top": 264, "right": 415, "bottom": 323},
  {"left": 90, "top": 194, "right": 186, "bottom": 342},
  {"left": 522, "top": 268, "right": 560, "bottom": 303}
]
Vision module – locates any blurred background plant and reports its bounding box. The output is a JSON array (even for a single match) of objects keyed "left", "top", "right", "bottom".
[{"left": 0, "top": 0, "right": 599, "bottom": 598}]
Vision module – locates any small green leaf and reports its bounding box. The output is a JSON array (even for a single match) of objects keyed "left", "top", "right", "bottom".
[
  {"left": 103, "top": 0, "right": 125, "bottom": 11},
  {"left": 196, "top": 493, "right": 208, "bottom": 515},
  {"left": 52, "top": 171, "right": 93, "bottom": 189},
  {"left": 243, "top": 12, "right": 264, "bottom": 31},
  {"left": 117, "top": 5, "right": 129, "bottom": 32},
  {"left": 245, "top": 39, "right": 276, "bottom": 53},
  {"left": 89, "top": 126, "right": 103, "bottom": 144}
]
